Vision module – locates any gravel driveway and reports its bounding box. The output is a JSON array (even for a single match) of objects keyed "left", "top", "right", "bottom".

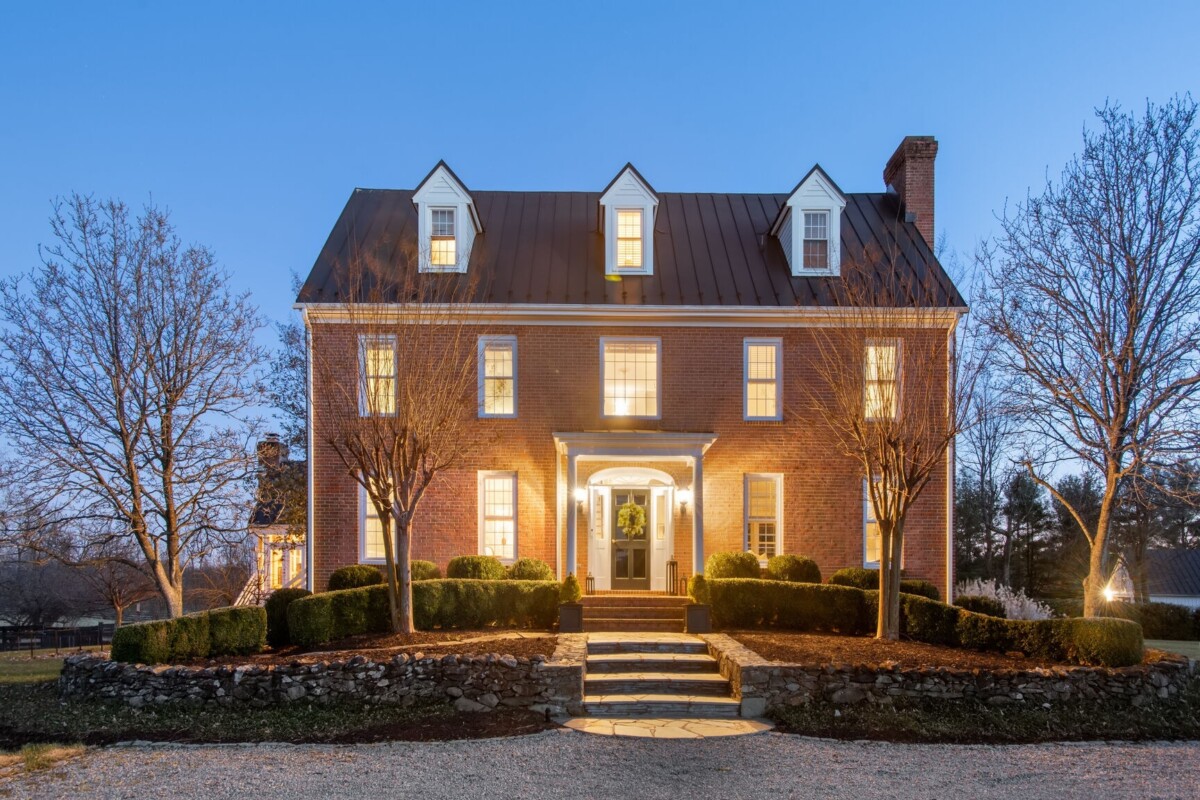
[{"left": 4, "top": 731, "right": 1198, "bottom": 800}]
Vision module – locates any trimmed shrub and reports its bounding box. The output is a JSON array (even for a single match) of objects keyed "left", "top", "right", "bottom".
[
  {"left": 705, "top": 578, "right": 871, "bottom": 634},
  {"left": 957, "top": 611, "right": 1144, "bottom": 667},
  {"left": 1048, "top": 599, "right": 1197, "bottom": 639},
  {"left": 1061, "top": 617, "right": 1144, "bottom": 667},
  {"left": 327, "top": 564, "right": 383, "bottom": 591},
  {"left": 560, "top": 574, "right": 582, "bottom": 604},
  {"left": 208, "top": 606, "right": 267, "bottom": 656},
  {"left": 828, "top": 567, "right": 881, "bottom": 590},
  {"left": 508, "top": 558, "right": 554, "bottom": 581},
  {"left": 705, "top": 551, "right": 762, "bottom": 579},
  {"left": 766, "top": 555, "right": 821, "bottom": 584},
  {"left": 110, "top": 619, "right": 172, "bottom": 664},
  {"left": 265, "top": 588, "right": 312, "bottom": 648},
  {"left": 446, "top": 555, "right": 507, "bottom": 580},
  {"left": 286, "top": 579, "right": 560, "bottom": 645},
  {"left": 901, "top": 580, "right": 941, "bottom": 602},
  {"left": 688, "top": 574, "right": 710, "bottom": 606},
  {"left": 955, "top": 594, "right": 1007, "bottom": 619},
  {"left": 410, "top": 560, "right": 441, "bottom": 581},
  {"left": 899, "top": 593, "right": 959, "bottom": 645}
]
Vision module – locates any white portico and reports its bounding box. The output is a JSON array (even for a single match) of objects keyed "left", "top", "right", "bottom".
[{"left": 554, "top": 431, "right": 716, "bottom": 590}]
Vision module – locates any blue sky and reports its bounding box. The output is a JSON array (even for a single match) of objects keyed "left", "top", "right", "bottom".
[{"left": 2, "top": 1, "right": 1198, "bottom": 333}]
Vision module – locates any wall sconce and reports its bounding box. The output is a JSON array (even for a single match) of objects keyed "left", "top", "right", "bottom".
[
  {"left": 573, "top": 486, "right": 587, "bottom": 509},
  {"left": 677, "top": 487, "right": 693, "bottom": 511}
]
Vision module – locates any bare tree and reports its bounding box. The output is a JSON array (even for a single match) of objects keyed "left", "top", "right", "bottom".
[
  {"left": 978, "top": 97, "right": 1200, "bottom": 616},
  {"left": 267, "top": 278, "right": 310, "bottom": 454},
  {"left": 801, "top": 243, "right": 975, "bottom": 640},
  {"left": 187, "top": 541, "right": 254, "bottom": 610},
  {"left": 76, "top": 539, "right": 158, "bottom": 627},
  {"left": 0, "top": 196, "right": 266, "bottom": 617},
  {"left": 306, "top": 247, "right": 487, "bottom": 634},
  {"left": 958, "top": 370, "right": 1016, "bottom": 580}
]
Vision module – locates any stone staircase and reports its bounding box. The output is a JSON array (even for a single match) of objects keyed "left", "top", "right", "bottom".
[
  {"left": 583, "top": 633, "right": 741, "bottom": 718},
  {"left": 581, "top": 594, "right": 687, "bottom": 632}
]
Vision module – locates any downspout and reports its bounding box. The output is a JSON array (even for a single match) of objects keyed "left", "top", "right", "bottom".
[
  {"left": 945, "top": 312, "right": 962, "bottom": 603},
  {"left": 303, "top": 308, "right": 316, "bottom": 593}
]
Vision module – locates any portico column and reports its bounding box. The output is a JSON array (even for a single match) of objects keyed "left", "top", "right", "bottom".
[
  {"left": 566, "top": 452, "right": 578, "bottom": 578},
  {"left": 691, "top": 454, "right": 704, "bottom": 575}
]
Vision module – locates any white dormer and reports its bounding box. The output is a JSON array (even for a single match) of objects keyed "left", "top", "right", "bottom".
[
  {"left": 413, "top": 161, "right": 482, "bottom": 273},
  {"left": 771, "top": 165, "right": 847, "bottom": 277},
  {"left": 599, "top": 163, "right": 658, "bottom": 277}
]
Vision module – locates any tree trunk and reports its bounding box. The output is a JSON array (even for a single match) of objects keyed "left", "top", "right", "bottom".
[
  {"left": 396, "top": 519, "right": 415, "bottom": 635},
  {"left": 161, "top": 579, "right": 184, "bottom": 618},
  {"left": 1000, "top": 521, "right": 1013, "bottom": 587},
  {"left": 1082, "top": 493, "right": 1115, "bottom": 618},
  {"left": 876, "top": 523, "right": 902, "bottom": 641},
  {"left": 114, "top": 604, "right": 124, "bottom": 628},
  {"left": 379, "top": 513, "right": 401, "bottom": 632}
]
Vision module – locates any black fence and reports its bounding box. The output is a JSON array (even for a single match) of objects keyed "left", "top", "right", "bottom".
[{"left": 0, "top": 623, "right": 115, "bottom": 654}]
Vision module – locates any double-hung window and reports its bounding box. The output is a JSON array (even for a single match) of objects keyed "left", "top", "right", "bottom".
[
  {"left": 361, "top": 486, "right": 388, "bottom": 564},
  {"left": 601, "top": 338, "right": 660, "bottom": 418},
  {"left": 744, "top": 338, "right": 782, "bottom": 421},
  {"left": 864, "top": 340, "right": 900, "bottom": 420},
  {"left": 359, "top": 335, "right": 396, "bottom": 416},
  {"left": 479, "top": 336, "right": 517, "bottom": 417},
  {"left": 479, "top": 471, "right": 517, "bottom": 562},
  {"left": 744, "top": 474, "right": 782, "bottom": 559},
  {"left": 430, "top": 207, "right": 457, "bottom": 268},
  {"left": 863, "top": 480, "right": 880, "bottom": 568},
  {"left": 802, "top": 211, "right": 829, "bottom": 269},
  {"left": 615, "top": 209, "right": 643, "bottom": 269}
]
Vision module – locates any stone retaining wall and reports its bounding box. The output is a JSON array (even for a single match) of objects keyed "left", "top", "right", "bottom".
[
  {"left": 60, "top": 634, "right": 587, "bottom": 715},
  {"left": 700, "top": 633, "right": 1198, "bottom": 718}
]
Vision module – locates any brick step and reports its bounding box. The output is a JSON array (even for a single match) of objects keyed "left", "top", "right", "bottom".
[
  {"left": 584, "top": 618, "right": 685, "bottom": 633},
  {"left": 585, "top": 672, "right": 731, "bottom": 696},
  {"left": 586, "top": 638, "right": 707, "bottom": 655},
  {"left": 582, "top": 693, "right": 741, "bottom": 719},
  {"left": 585, "top": 652, "right": 719, "bottom": 673},
  {"left": 581, "top": 596, "right": 688, "bottom": 608},
  {"left": 582, "top": 606, "right": 684, "bottom": 620}
]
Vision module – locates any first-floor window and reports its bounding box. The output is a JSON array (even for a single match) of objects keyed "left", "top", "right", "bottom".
[
  {"left": 744, "top": 474, "right": 782, "bottom": 558},
  {"left": 479, "top": 471, "right": 517, "bottom": 562},
  {"left": 863, "top": 481, "right": 880, "bottom": 568},
  {"left": 361, "top": 486, "right": 388, "bottom": 563}
]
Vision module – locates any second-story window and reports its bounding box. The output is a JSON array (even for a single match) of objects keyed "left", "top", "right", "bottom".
[
  {"left": 602, "top": 338, "right": 660, "bottom": 418},
  {"left": 864, "top": 340, "right": 900, "bottom": 420},
  {"left": 803, "top": 211, "right": 829, "bottom": 269},
  {"left": 359, "top": 335, "right": 396, "bottom": 416},
  {"left": 430, "top": 207, "right": 457, "bottom": 268},
  {"left": 744, "top": 338, "right": 782, "bottom": 420},
  {"left": 616, "top": 209, "right": 643, "bottom": 269},
  {"left": 479, "top": 335, "right": 517, "bottom": 418}
]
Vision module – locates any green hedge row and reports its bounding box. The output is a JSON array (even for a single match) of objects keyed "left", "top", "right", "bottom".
[
  {"left": 828, "top": 567, "right": 942, "bottom": 601},
  {"left": 287, "top": 579, "right": 559, "bottom": 646},
  {"left": 110, "top": 606, "right": 267, "bottom": 665},
  {"left": 695, "top": 578, "right": 1143, "bottom": 667},
  {"left": 1049, "top": 599, "right": 1199, "bottom": 641}
]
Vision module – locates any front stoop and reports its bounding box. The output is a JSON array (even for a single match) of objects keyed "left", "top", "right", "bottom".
[
  {"left": 582, "top": 633, "right": 741, "bottom": 719},
  {"left": 581, "top": 595, "right": 688, "bottom": 633}
]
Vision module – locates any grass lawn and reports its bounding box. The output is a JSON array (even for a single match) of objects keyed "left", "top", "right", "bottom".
[
  {"left": 1147, "top": 640, "right": 1200, "bottom": 659},
  {"left": 0, "top": 658, "right": 65, "bottom": 685}
]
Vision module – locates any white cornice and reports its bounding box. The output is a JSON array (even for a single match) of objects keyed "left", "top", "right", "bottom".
[
  {"left": 553, "top": 431, "right": 718, "bottom": 458},
  {"left": 296, "top": 302, "right": 967, "bottom": 329}
]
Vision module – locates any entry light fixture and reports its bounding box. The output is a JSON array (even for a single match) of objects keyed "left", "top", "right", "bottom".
[
  {"left": 573, "top": 486, "right": 587, "bottom": 508},
  {"left": 677, "top": 487, "right": 693, "bottom": 511}
]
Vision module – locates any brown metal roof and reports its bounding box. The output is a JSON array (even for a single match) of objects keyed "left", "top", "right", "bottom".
[{"left": 297, "top": 187, "right": 965, "bottom": 308}]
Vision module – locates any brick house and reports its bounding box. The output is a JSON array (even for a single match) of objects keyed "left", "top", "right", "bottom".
[{"left": 297, "top": 136, "right": 964, "bottom": 599}]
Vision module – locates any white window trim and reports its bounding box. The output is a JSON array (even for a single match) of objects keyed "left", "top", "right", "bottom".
[
  {"left": 800, "top": 210, "right": 831, "bottom": 270},
  {"left": 743, "top": 473, "right": 783, "bottom": 558},
  {"left": 779, "top": 168, "right": 845, "bottom": 277},
  {"left": 743, "top": 337, "right": 783, "bottom": 422},
  {"left": 359, "top": 484, "right": 388, "bottom": 565},
  {"left": 428, "top": 206, "right": 458, "bottom": 270},
  {"left": 613, "top": 207, "right": 649, "bottom": 273},
  {"left": 477, "top": 335, "right": 518, "bottom": 418},
  {"left": 477, "top": 471, "right": 518, "bottom": 564},
  {"left": 358, "top": 334, "right": 397, "bottom": 418},
  {"left": 599, "top": 336, "right": 663, "bottom": 420},
  {"left": 864, "top": 337, "right": 903, "bottom": 422}
]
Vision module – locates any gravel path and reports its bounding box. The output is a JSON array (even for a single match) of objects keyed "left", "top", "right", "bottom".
[{"left": 4, "top": 731, "right": 1198, "bottom": 799}]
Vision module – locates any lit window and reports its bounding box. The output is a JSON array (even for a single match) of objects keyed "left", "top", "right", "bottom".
[
  {"left": 360, "top": 335, "right": 396, "bottom": 416},
  {"left": 863, "top": 480, "right": 880, "bottom": 567},
  {"left": 602, "top": 338, "right": 660, "bottom": 418},
  {"left": 744, "top": 339, "right": 782, "bottom": 420},
  {"left": 745, "top": 474, "right": 781, "bottom": 558},
  {"left": 803, "top": 211, "right": 829, "bottom": 269},
  {"left": 361, "top": 486, "right": 388, "bottom": 563},
  {"left": 616, "top": 209, "right": 643, "bottom": 269},
  {"left": 864, "top": 341, "right": 900, "bottom": 420},
  {"left": 479, "top": 472, "right": 517, "bottom": 562},
  {"left": 431, "top": 208, "right": 457, "bottom": 267},
  {"left": 479, "top": 336, "right": 517, "bottom": 417}
]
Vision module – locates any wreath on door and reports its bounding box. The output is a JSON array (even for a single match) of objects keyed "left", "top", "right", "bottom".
[{"left": 617, "top": 500, "right": 647, "bottom": 539}]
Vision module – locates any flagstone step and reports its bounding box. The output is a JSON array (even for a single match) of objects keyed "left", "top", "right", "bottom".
[
  {"left": 585, "top": 652, "right": 719, "bottom": 673},
  {"left": 586, "top": 636, "right": 708, "bottom": 655},
  {"left": 582, "top": 693, "right": 741, "bottom": 719},
  {"left": 584, "top": 617, "right": 684, "bottom": 633},
  {"left": 582, "top": 605, "right": 685, "bottom": 620},
  {"left": 585, "top": 672, "right": 731, "bottom": 696}
]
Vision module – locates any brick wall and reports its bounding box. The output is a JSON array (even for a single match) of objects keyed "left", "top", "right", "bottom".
[
  {"left": 883, "top": 136, "right": 938, "bottom": 246},
  {"left": 308, "top": 322, "right": 951, "bottom": 594}
]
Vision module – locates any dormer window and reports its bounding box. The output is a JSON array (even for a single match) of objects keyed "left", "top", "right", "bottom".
[
  {"left": 802, "top": 211, "right": 829, "bottom": 269},
  {"left": 616, "top": 209, "right": 644, "bottom": 269},
  {"left": 430, "top": 208, "right": 457, "bottom": 268}
]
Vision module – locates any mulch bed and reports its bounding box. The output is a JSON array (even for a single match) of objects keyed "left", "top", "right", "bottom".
[{"left": 732, "top": 631, "right": 1067, "bottom": 669}]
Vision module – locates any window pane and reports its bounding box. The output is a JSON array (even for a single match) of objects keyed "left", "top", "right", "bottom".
[
  {"left": 362, "top": 340, "right": 396, "bottom": 415},
  {"left": 747, "top": 382, "right": 776, "bottom": 419},
  {"left": 364, "top": 503, "right": 385, "bottom": 561},
  {"left": 802, "top": 239, "right": 828, "bottom": 268},
  {"left": 748, "top": 478, "right": 777, "bottom": 519},
  {"left": 431, "top": 236, "right": 456, "bottom": 266},
  {"left": 751, "top": 522, "right": 777, "bottom": 558},
  {"left": 603, "top": 341, "right": 659, "bottom": 417},
  {"left": 617, "top": 209, "right": 642, "bottom": 238},
  {"left": 432, "top": 208, "right": 455, "bottom": 236},
  {"left": 747, "top": 344, "right": 776, "bottom": 380},
  {"left": 481, "top": 474, "right": 516, "bottom": 561},
  {"left": 484, "top": 378, "right": 513, "bottom": 415},
  {"left": 484, "top": 344, "right": 512, "bottom": 378},
  {"left": 865, "top": 344, "right": 897, "bottom": 380},
  {"left": 865, "top": 520, "right": 880, "bottom": 564},
  {"left": 616, "top": 209, "right": 643, "bottom": 268},
  {"left": 804, "top": 211, "right": 828, "bottom": 239}
]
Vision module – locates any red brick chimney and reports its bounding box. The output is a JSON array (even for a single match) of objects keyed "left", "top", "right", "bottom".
[
  {"left": 257, "top": 433, "right": 287, "bottom": 470},
  {"left": 883, "top": 136, "right": 938, "bottom": 246}
]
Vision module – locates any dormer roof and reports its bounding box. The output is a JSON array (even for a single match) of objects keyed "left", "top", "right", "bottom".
[{"left": 412, "top": 160, "right": 482, "bottom": 233}]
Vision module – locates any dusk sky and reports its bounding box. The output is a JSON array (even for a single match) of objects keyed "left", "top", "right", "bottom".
[{"left": 2, "top": 1, "right": 1198, "bottom": 334}]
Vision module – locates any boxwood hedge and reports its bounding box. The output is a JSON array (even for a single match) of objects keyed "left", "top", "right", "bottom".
[
  {"left": 327, "top": 564, "right": 385, "bottom": 591},
  {"left": 446, "top": 555, "right": 507, "bottom": 580},
  {"left": 110, "top": 606, "right": 267, "bottom": 665},
  {"left": 705, "top": 551, "right": 762, "bottom": 579},
  {"left": 264, "top": 588, "right": 312, "bottom": 648},
  {"left": 828, "top": 567, "right": 941, "bottom": 601},
  {"left": 693, "top": 578, "right": 1143, "bottom": 667},
  {"left": 766, "top": 555, "right": 822, "bottom": 584},
  {"left": 287, "top": 579, "right": 559, "bottom": 646}
]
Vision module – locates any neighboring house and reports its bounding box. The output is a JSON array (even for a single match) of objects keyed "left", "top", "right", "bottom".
[
  {"left": 297, "top": 136, "right": 963, "bottom": 598},
  {"left": 237, "top": 434, "right": 307, "bottom": 605},
  {"left": 1109, "top": 549, "right": 1200, "bottom": 610}
]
